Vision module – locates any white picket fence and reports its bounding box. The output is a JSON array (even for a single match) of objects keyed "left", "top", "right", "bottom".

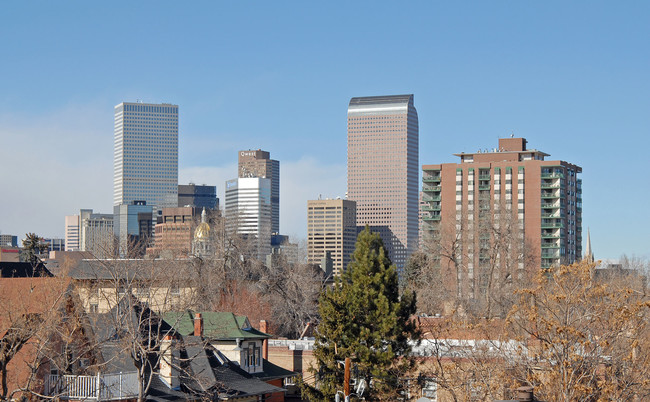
[{"left": 46, "top": 371, "right": 139, "bottom": 400}]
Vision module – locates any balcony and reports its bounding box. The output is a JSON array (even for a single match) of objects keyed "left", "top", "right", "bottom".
[
  {"left": 541, "top": 231, "right": 564, "bottom": 239},
  {"left": 540, "top": 183, "right": 562, "bottom": 189},
  {"left": 541, "top": 213, "right": 565, "bottom": 219},
  {"left": 422, "top": 195, "right": 441, "bottom": 202},
  {"left": 478, "top": 174, "right": 491, "bottom": 180},
  {"left": 423, "top": 215, "right": 441, "bottom": 221},
  {"left": 541, "top": 203, "right": 560, "bottom": 209},
  {"left": 541, "top": 222, "right": 564, "bottom": 229},
  {"left": 478, "top": 185, "right": 491, "bottom": 191},
  {"left": 422, "top": 205, "right": 441, "bottom": 211},
  {"left": 541, "top": 251, "right": 560, "bottom": 258},
  {"left": 541, "top": 172, "right": 564, "bottom": 179},
  {"left": 423, "top": 176, "right": 441, "bottom": 183},
  {"left": 46, "top": 372, "right": 139, "bottom": 400},
  {"left": 541, "top": 192, "right": 562, "bottom": 199},
  {"left": 423, "top": 185, "right": 441, "bottom": 192},
  {"left": 541, "top": 243, "right": 561, "bottom": 249}
]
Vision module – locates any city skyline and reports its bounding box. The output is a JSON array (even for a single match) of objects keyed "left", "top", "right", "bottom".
[{"left": 1, "top": 2, "right": 649, "bottom": 260}]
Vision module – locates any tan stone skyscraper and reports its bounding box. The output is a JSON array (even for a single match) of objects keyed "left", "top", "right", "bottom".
[
  {"left": 307, "top": 198, "right": 357, "bottom": 276},
  {"left": 238, "top": 150, "right": 280, "bottom": 234},
  {"left": 347, "top": 95, "right": 419, "bottom": 271}
]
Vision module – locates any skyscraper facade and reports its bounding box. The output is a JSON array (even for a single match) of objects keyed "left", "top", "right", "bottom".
[
  {"left": 178, "top": 184, "right": 218, "bottom": 210},
  {"left": 307, "top": 198, "right": 357, "bottom": 276},
  {"left": 238, "top": 150, "right": 280, "bottom": 234},
  {"left": 225, "top": 177, "right": 272, "bottom": 260},
  {"left": 347, "top": 94, "right": 419, "bottom": 270},
  {"left": 421, "top": 137, "right": 582, "bottom": 298},
  {"left": 113, "top": 102, "right": 179, "bottom": 209},
  {"left": 113, "top": 201, "right": 154, "bottom": 257},
  {"left": 65, "top": 215, "right": 80, "bottom": 251}
]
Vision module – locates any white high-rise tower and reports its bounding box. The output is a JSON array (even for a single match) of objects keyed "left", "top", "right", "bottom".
[{"left": 113, "top": 102, "right": 179, "bottom": 209}]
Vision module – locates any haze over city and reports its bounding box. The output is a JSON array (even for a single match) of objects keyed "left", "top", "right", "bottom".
[{"left": 1, "top": 1, "right": 649, "bottom": 260}]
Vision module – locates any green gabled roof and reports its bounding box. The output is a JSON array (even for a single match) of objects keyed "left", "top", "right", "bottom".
[{"left": 162, "top": 311, "right": 271, "bottom": 340}]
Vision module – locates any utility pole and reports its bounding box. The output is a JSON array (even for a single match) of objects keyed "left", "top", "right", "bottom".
[{"left": 344, "top": 357, "right": 351, "bottom": 397}]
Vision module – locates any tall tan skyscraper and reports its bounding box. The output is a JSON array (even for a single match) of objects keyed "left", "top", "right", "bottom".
[
  {"left": 347, "top": 95, "right": 419, "bottom": 270},
  {"left": 307, "top": 198, "right": 357, "bottom": 276},
  {"left": 421, "top": 137, "right": 582, "bottom": 299},
  {"left": 238, "top": 150, "right": 280, "bottom": 234}
]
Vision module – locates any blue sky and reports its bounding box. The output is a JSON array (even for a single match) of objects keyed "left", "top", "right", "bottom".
[{"left": 0, "top": 1, "right": 648, "bottom": 260}]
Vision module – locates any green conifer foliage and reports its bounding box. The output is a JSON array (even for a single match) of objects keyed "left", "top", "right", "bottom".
[{"left": 304, "top": 226, "right": 419, "bottom": 401}]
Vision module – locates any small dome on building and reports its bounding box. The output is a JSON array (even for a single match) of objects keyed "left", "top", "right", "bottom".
[{"left": 194, "top": 208, "right": 210, "bottom": 240}]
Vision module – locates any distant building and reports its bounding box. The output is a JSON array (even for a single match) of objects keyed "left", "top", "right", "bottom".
[
  {"left": 225, "top": 177, "right": 272, "bottom": 260},
  {"left": 113, "top": 102, "right": 179, "bottom": 210},
  {"left": 148, "top": 206, "right": 200, "bottom": 258},
  {"left": 238, "top": 150, "right": 280, "bottom": 234},
  {"left": 347, "top": 94, "right": 419, "bottom": 271},
  {"left": 43, "top": 238, "right": 65, "bottom": 253},
  {"left": 178, "top": 184, "right": 218, "bottom": 210},
  {"left": 0, "top": 247, "right": 20, "bottom": 262},
  {"left": 113, "top": 201, "right": 154, "bottom": 257},
  {"left": 65, "top": 210, "right": 114, "bottom": 258},
  {"left": 192, "top": 208, "right": 213, "bottom": 258},
  {"left": 80, "top": 210, "right": 115, "bottom": 258},
  {"left": 307, "top": 198, "right": 357, "bottom": 276},
  {"left": 421, "top": 137, "right": 583, "bottom": 298},
  {"left": 0, "top": 234, "right": 18, "bottom": 247},
  {"left": 65, "top": 215, "right": 80, "bottom": 251}
]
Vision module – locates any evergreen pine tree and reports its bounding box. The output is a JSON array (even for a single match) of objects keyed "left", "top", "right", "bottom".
[{"left": 304, "top": 226, "right": 419, "bottom": 401}]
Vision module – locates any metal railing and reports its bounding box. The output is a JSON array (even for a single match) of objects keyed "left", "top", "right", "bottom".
[{"left": 47, "top": 372, "right": 139, "bottom": 400}]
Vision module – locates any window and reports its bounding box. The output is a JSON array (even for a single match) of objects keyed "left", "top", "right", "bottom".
[{"left": 422, "top": 379, "right": 437, "bottom": 400}]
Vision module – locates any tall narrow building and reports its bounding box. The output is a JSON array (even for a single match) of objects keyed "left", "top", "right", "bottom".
[
  {"left": 113, "top": 102, "right": 179, "bottom": 209},
  {"left": 421, "top": 137, "right": 582, "bottom": 299},
  {"left": 225, "top": 177, "right": 272, "bottom": 260},
  {"left": 307, "top": 198, "right": 357, "bottom": 276},
  {"left": 347, "top": 95, "right": 419, "bottom": 270},
  {"left": 238, "top": 150, "right": 280, "bottom": 234}
]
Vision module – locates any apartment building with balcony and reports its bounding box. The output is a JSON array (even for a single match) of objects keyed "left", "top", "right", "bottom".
[{"left": 422, "top": 137, "right": 582, "bottom": 298}]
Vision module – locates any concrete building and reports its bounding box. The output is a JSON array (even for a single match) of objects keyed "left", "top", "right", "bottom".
[
  {"left": 113, "top": 102, "right": 179, "bottom": 211},
  {"left": 43, "top": 238, "right": 65, "bottom": 253},
  {"left": 65, "top": 215, "right": 80, "bottom": 251},
  {"left": 347, "top": 94, "right": 419, "bottom": 271},
  {"left": 238, "top": 150, "right": 280, "bottom": 234},
  {"left": 307, "top": 199, "right": 357, "bottom": 276},
  {"left": 147, "top": 206, "right": 199, "bottom": 258},
  {"left": 80, "top": 210, "right": 115, "bottom": 258},
  {"left": 113, "top": 201, "right": 154, "bottom": 257},
  {"left": 0, "top": 234, "right": 18, "bottom": 247},
  {"left": 225, "top": 177, "right": 272, "bottom": 260},
  {"left": 178, "top": 184, "right": 218, "bottom": 210},
  {"left": 421, "top": 137, "right": 582, "bottom": 298}
]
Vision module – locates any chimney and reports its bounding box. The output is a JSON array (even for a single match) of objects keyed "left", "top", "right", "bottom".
[
  {"left": 160, "top": 335, "right": 179, "bottom": 389},
  {"left": 516, "top": 386, "right": 534, "bottom": 401},
  {"left": 260, "top": 320, "right": 269, "bottom": 360},
  {"left": 194, "top": 313, "right": 203, "bottom": 337}
]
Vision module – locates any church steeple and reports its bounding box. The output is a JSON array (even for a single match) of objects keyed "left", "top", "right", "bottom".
[{"left": 584, "top": 228, "right": 594, "bottom": 263}]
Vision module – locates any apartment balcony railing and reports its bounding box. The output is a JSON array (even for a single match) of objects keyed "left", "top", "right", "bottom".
[
  {"left": 541, "top": 222, "right": 565, "bottom": 229},
  {"left": 478, "top": 174, "right": 491, "bottom": 180},
  {"left": 423, "top": 185, "right": 441, "bottom": 192},
  {"left": 478, "top": 185, "right": 491, "bottom": 191},
  {"left": 423, "top": 176, "right": 441, "bottom": 183},
  {"left": 423, "top": 215, "right": 441, "bottom": 221},
  {"left": 541, "top": 203, "right": 561, "bottom": 209},
  {"left": 422, "top": 205, "right": 441, "bottom": 211},
  {"left": 46, "top": 372, "right": 139, "bottom": 400},
  {"left": 422, "top": 195, "right": 441, "bottom": 202},
  {"left": 541, "top": 172, "right": 564, "bottom": 179},
  {"left": 541, "top": 213, "right": 565, "bottom": 219},
  {"left": 541, "top": 192, "right": 562, "bottom": 199}
]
